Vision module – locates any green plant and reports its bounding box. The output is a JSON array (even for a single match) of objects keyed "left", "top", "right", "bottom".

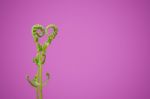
[{"left": 26, "top": 24, "right": 58, "bottom": 99}]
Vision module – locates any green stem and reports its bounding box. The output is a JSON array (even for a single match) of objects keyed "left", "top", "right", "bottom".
[
  {"left": 38, "top": 64, "right": 43, "bottom": 99},
  {"left": 36, "top": 88, "right": 39, "bottom": 99}
]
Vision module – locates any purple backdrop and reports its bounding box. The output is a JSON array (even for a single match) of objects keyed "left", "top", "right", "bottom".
[{"left": 0, "top": 0, "right": 150, "bottom": 99}]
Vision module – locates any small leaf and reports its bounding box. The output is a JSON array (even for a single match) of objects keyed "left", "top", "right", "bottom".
[
  {"left": 37, "top": 44, "right": 42, "bottom": 51},
  {"left": 47, "top": 36, "right": 52, "bottom": 44},
  {"left": 42, "top": 44, "right": 47, "bottom": 52}
]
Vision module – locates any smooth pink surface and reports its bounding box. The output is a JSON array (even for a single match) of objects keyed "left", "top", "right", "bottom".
[{"left": 0, "top": 0, "right": 150, "bottom": 99}]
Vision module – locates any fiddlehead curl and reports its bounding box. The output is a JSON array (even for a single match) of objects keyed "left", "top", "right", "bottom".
[
  {"left": 43, "top": 72, "right": 50, "bottom": 86},
  {"left": 42, "top": 24, "right": 58, "bottom": 50},
  {"left": 32, "top": 24, "right": 45, "bottom": 43},
  {"left": 26, "top": 75, "right": 39, "bottom": 87}
]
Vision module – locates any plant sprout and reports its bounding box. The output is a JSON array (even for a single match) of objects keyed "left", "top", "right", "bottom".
[{"left": 26, "top": 24, "right": 58, "bottom": 99}]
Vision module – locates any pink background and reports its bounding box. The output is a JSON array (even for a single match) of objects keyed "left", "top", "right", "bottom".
[{"left": 0, "top": 0, "right": 150, "bottom": 99}]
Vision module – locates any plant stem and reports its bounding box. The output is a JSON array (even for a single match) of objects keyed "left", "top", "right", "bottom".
[
  {"left": 38, "top": 64, "right": 43, "bottom": 99},
  {"left": 36, "top": 88, "right": 39, "bottom": 99}
]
